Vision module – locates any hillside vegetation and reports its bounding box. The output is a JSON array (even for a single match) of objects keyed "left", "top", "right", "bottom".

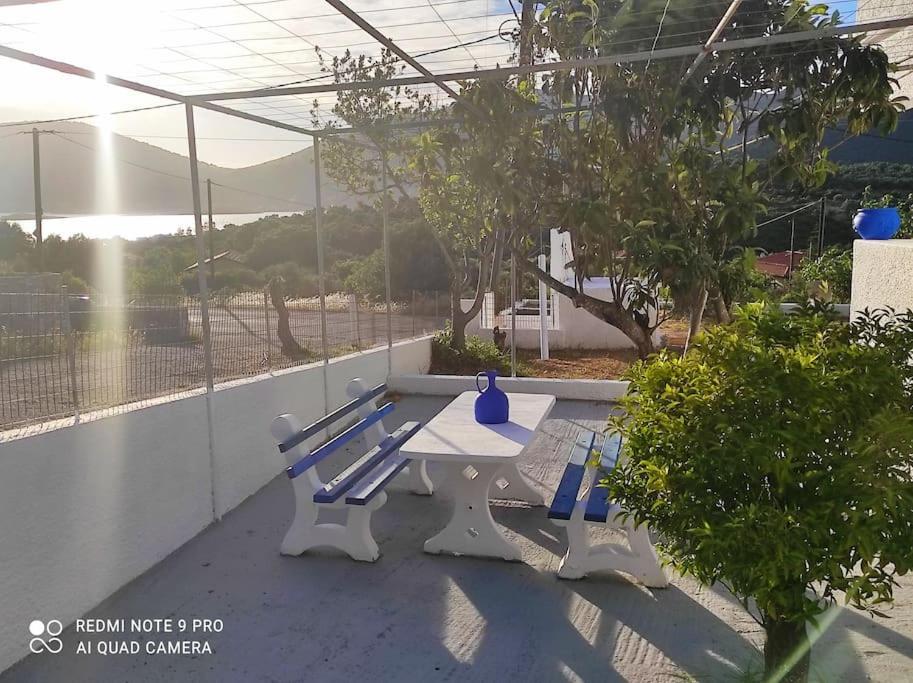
[{"left": 0, "top": 199, "right": 449, "bottom": 299}]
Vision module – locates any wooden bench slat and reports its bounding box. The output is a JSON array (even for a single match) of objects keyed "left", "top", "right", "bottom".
[
  {"left": 346, "top": 453, "right": 412, "bottom": 506},
  {"left": 584, "top": 433, "right": 623, "bottom": 523},
  {"left": 278, "top": 383, "right": 387, "bottom": 454},
  {"left": 287, "top": 402, "right": 395, "bottom": 479},
  {"left": 312, "top": 421, "right": 422, "bottom": 503},
  {"left": 547, "top": 430, "right": 596, "bottom": 520}
]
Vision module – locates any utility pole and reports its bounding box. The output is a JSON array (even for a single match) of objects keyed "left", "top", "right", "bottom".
[
  {"left": 519, "top": 0, "right": 536, "bottom": 87},
  {"left": 817, "top": 196, "right": 826, "bottom": 258},
  {"left": 206, "top": 178, "right": 215, "bottom": 282},
  {"left": 32, "top": 128, "right": 43, "bottom": 271}
]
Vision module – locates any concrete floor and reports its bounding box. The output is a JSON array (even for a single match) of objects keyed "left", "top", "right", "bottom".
[{"left": 4, "top": 396, "right": 913, "bottom": 682}]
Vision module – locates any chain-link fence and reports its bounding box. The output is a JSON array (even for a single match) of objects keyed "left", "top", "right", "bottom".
[{"left": 1, "top": 288, "right": 448, "bottom": 433}]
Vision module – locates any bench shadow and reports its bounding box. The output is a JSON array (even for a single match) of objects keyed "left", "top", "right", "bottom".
[{"left": 433, "top": 555, "right": 759, "bottom": 683}]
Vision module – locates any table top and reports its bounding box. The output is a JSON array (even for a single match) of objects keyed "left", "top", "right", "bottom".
[{"left": 400, "top": 392, "right": 556, "bottom": 464}]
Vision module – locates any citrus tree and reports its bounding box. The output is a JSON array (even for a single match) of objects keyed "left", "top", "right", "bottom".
[
  {"left": 608, "top": 302, "right": 913, "bottom": 681},
  {"left": 463, "top": 0, "right": 901, "bottom": 355}
]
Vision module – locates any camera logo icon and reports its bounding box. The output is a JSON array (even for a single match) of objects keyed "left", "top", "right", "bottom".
[{"left": 29, "top": 620, "right": 63, "bottom": 654}]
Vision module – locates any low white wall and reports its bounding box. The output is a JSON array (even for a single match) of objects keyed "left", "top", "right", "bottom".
[
  {"left": 388, "top": 374, "right": 629, "bottom": 402},
  {"left": 463, "top": 292, "right": 661, "bottom": 351},
  {"left": 851, "top": 240, "right": 913, "bottom": 317},
  {"left": 0, "top": 335, "right": 432, "bottom": 674}
]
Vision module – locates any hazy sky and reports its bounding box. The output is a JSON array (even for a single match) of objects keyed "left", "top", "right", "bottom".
[{"left": 0, "top": 0, "right": 517, "bottom": 167}]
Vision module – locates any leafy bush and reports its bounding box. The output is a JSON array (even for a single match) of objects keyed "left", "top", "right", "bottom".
[
  {"left": 797, "top": 247, "right": 853, "bottom": 302},
  {"left": 209, "top": 267, "right": 263, "bottom": 294},
  {"left": 431, "top": 324, "right": 513, "bottom": 376},
  {"left": 718, "top": 248, "right": 772, "bottom": 308},
  {"left": 338, "top": 251, "right": 386, "bottom": 300},
  {"left": 608, "top": 302, "right": 913, "bottom": 681},
  {"left": 261, "top": 262, "right": 319, "bottom": 298},
  {"left": 62, "top": 271, "right": 93, "bottom": 295}
]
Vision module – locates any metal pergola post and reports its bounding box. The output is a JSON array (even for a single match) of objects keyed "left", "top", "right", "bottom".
[
  {"left": 510, "top": 253, "right": 517, "bottom": 377},
  {"left": 31, "top": 127, "right": 43, "bottom": 271},
  {"left": 206, "top": 178, "right": 215, "bottom": 282},
  {"left": 313, "top": 135, "right": 331, "bottom": 417},
  {"left": 381, "top": 152, "right": 394, "bottom": 376},
  {"left": 184, "top": 102, "right": 219, "bottom": 522}
]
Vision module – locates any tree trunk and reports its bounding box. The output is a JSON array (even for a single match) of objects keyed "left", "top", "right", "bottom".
[
  {"left": 268, "top": 277, "right": 308, "bottom": 359},
  {"left": 509, "top": 248, "right": 655, "bottom": 359},
  {"left": 448, "top": 240, "right": 499, "bottom": 351},
  {"left": 711, "top": 293, "right": 731, "bottom": 324},
  {"left": 764, "top": 619, "right": 810, "bottom": 683},
  {"left": 450, "top": 282, "right": 468, "bottom": 350},
  {"left": 683, "top": 286, "right": 708, "bottom": 354}
]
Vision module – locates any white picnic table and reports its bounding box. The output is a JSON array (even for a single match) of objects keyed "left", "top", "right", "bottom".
[{"left": 400, "top": 391, "right": 556, "bottom": 561}]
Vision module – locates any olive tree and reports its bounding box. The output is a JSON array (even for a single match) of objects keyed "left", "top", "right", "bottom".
[
  {"left": 608, "top": 303, "right": 913, "bottom": 681},
  {"left": 312, "top": 49, "right": 498, "bottom": 349}
]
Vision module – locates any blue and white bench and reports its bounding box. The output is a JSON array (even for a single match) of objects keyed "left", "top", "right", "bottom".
[
  {"left": 548, "top": 430, "right": 668, "bottom": 586},
  {"left": 269, "top": 378, "right": 429, "bottom": 562}
]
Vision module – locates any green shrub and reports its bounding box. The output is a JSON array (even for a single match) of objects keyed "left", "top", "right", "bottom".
[
  {"left": 431, "top": 324, "right": 513, "bottom": 376},
  {"left": 338, "top": 251, "right": 386, "bottom": 300},
  {"left": 608, "top": 302, "right": 913, "bottom": 682},
  {"left": 798, "top": 247, "right": 853, "bottom": 302},
  {"left": 261, "top": 262, "right": 319, "bottom": 298}
]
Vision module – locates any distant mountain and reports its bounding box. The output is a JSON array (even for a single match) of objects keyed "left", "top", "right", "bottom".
[
  {"left": 742, "top": 109, "right": 913, "bottom": 166},
  {"left": 0, "top": 121, "right": 354, "bottom": 217},
  {"left": 824, "top": 109, "right": 913, "bottom": 164}
]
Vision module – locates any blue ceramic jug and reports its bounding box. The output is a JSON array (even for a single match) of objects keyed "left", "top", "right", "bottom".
[{"left": 475, "top": 370, "right": 509, "bottom": 424}]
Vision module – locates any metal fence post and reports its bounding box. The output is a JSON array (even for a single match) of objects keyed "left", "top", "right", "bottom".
[
  {"left": 349, "top": 293, "right": 361, "bottom": 349},
  {"left": 60, "top": 285, "right": 80, "bottom": 423},
  {"left": 537, "top": 254, "right": 550, "bottom": 360},
  {"left": 370, "top": 303, "right": 377, "bottom": 348},
  {"left": 510, "top": 253, "right": 517, "bottom": 377},
  {"left": 313, "top": 135, "right": 330, "bottom": 420},
  {"left": 381, "top": 151, "right": 394, "bottom": 375},
  {"left": 263, "top": 287, "right": 272, "bottom": 372},
  {"left": 411, "top": 290, "right": 416, "bottom": 337},
  {"left": 184, "top": 102, "right": 219, "bottom": 522}
]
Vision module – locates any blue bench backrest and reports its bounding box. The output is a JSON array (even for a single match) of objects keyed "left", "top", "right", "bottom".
[
  {"left": 277, "top": 383, "right": 387, "bottom": 454},
  {"left": 285, "top": 402, "right": 395, "bottom": 479}
]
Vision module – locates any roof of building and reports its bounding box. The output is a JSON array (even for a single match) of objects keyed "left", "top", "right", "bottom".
[
  {"left": 756, "top": 250, "right": 805, "bottom": 278},
  {"left": 184, "top": 250, "right": 246, "bottom": 272}
]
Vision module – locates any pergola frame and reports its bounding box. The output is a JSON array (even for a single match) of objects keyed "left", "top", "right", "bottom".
[{"left": 2, "top": 0, "right": 913, "bottom": 517}]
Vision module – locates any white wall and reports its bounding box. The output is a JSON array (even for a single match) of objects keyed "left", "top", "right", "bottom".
[
  {"left": 464, "top": 289, "right": 661, "bottom": 351},
  {"left": 388, "top": 374, "right": 629, "bottom": 402},
  {"left": 851, "top": 240, "right": 913, "bottom": 318},
  {"left": 857, "top": 1, "right": 913, "bottom": 105},
  {"left": 0, "top": 336, "right": 432, "bottom": 674}
]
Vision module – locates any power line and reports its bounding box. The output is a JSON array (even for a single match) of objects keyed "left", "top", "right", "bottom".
[
  {"left": 44, "top": 131, "right": 308, "bottom": 142},
  {"left": 0, "top": 103, "right": 180, "bottom": 129}
]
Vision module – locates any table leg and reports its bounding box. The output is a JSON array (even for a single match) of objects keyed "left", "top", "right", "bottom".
[
  {"left": 489, "top": 463, "right": 546, "bottom": 506},
  {"left": 424, "top": 462, "right": 522, "bottom": 561},
  {"left": 406, "top": 460, "right": 433, "bottom": 495}
]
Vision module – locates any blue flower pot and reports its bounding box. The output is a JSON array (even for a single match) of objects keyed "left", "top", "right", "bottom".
[
  {"left": 853, "top": 207, "right": 901, "bottom": 240},
  {"left": 474, "top": 370, "right": 509, "bottom": 424}
]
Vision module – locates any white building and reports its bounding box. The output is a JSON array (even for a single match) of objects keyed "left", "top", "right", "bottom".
[
  {"left": 464, "top": 230, "right": 661, "bottom": 351},
  {"left": 857, "top": 1, "right": 913, "bottom": 105}
]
